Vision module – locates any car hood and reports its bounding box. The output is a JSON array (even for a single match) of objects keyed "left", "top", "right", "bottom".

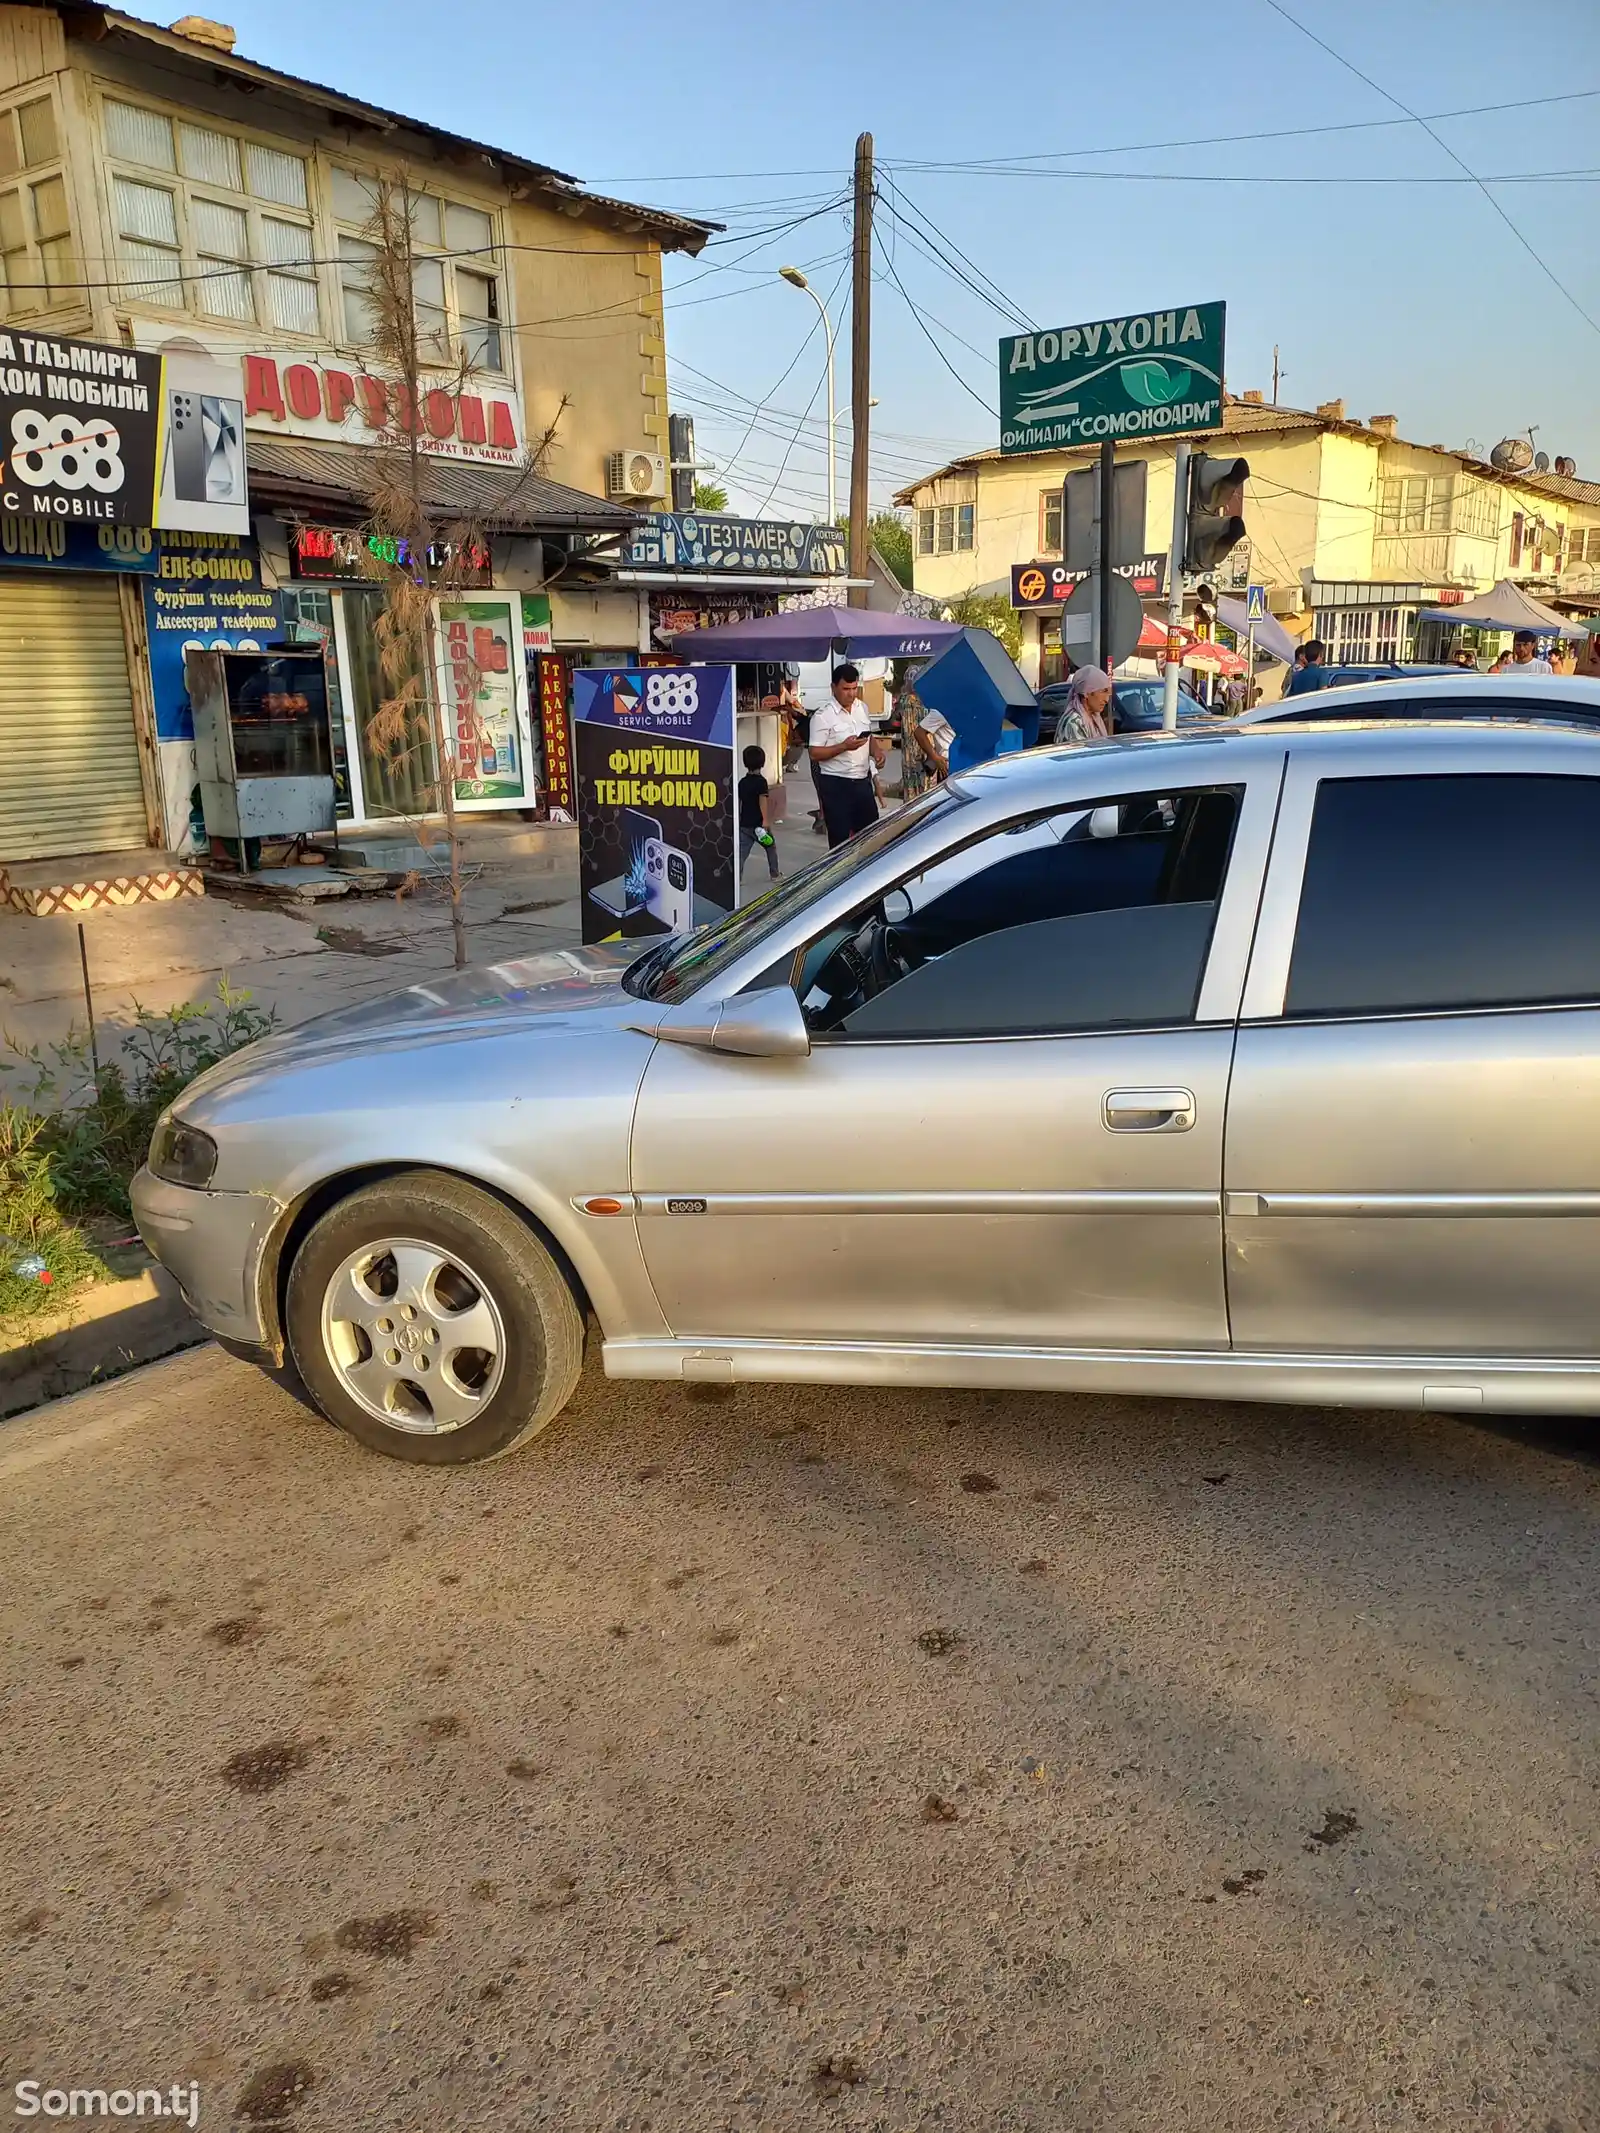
[{"left": 177, "top": 942, "right": 645, "bottom": 1108}]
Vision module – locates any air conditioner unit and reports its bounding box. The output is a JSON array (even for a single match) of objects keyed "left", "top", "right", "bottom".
[{"left": 605, "top": 450, "right": 668, "bottom": 501}]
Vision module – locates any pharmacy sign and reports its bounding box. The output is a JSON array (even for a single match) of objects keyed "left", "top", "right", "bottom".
[{"left": 999, "top": 301, "right": 1226, "bottom": 454}]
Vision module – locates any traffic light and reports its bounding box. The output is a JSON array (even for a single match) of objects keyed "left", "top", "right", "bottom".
[{"left": 1185, "top": 453, "right": 1249, "bottom": 574}]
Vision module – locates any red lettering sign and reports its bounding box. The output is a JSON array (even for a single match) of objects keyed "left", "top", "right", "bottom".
[
  {"left": 457, "top": 396, "right": 486, "bottom": 445},
  {"left": 322, "top": 369, "right": 356, "bottom": 425},
  {"left": 488, "top": 401, "right": 517, "bottom": 450},
  {"left": 535, "top": 652, "right": 573, "bottom": 815},
  {"left": 284, "top": 363, "right": 321, "bottom": 420},
  {"left": 244, "top": 353, "right": 285, "bottom": 421}
]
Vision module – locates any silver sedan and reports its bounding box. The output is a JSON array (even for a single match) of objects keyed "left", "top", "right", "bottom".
[{"left": 134, "top": 677, "right": 1600, "bottom": 1463}]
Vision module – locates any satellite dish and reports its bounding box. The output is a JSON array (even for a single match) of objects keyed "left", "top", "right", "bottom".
[
  {"left": 1491, "top": 436, "right": 1535, "bottom": 472},
  {"left": 1534, "top": 451, "right": 1551, "bottom": 473},
  {"left": 1554, "top": 456, "right": 1578, "bottom": 478}
]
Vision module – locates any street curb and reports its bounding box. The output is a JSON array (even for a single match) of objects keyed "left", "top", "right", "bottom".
[{"left": 0, "top": 1267, "right": 208, "bottom": 1420}]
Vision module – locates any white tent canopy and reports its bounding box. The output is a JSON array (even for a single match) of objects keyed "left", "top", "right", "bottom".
[
  {"left": 1418, "top": 578, "right": 1588, "bottom": 638},
  {"left": 1217, "top": 595, "right": 1297, "bottom": 664}
]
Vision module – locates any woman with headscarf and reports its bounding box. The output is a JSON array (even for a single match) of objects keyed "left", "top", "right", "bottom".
[{"left": 1052, "top": 665, "right": 1114, "bottom": 745}]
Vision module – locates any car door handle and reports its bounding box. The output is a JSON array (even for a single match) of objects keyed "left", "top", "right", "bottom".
[{"left": 1102, "top": 1087, "right": 1196, "bottom": 1134}]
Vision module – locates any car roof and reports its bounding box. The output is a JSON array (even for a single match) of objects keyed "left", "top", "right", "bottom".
[
  {"left": 1239, "top": 673, "right": 1600, "bottom": 726},
  {"left": 949, "top": 683, "right": 1600, "bottom": 803}
]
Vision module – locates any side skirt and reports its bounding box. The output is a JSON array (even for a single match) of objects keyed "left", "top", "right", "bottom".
[{"left": 600, "top": 1336, "right": 1600, "bottom": 1417}]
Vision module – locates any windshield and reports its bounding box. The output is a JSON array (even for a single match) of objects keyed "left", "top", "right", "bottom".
[{"left": 623, "top": 784, "right": 969, "bottom": 1003}]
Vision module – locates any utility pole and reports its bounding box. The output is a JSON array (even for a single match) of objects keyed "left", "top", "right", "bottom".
[
  {"left": 1097, "top": 438, "right": 1116, "bottom": 682},
  {"left": 1161, "top": 442, "right": 1191, "bottom": 730},
  {"left": 1272, "top": 344, "right": 1282, "bottom": 404},
  {"left": 848, "top": 131, "right": 874, "bottom": 610}
]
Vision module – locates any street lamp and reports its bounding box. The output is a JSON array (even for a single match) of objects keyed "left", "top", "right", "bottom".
[{"left": 779, "top": 265, "right": 836, "bottom": 524}]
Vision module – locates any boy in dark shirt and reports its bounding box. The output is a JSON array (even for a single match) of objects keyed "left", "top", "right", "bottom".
[{"left": 738, "top": 745, "right": 780, "bottom": 883}]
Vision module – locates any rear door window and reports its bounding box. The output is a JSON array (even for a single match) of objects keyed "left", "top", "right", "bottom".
[{"left": 1287, "top": 773, "right": 1600, "bottom": 1017}]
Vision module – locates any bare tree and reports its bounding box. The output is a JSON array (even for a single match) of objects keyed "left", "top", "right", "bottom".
[{"left": 348, "top": 176, "right": 569, "bottom": 969}]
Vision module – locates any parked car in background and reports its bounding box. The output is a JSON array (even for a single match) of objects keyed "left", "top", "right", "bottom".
[
  {"left": 132, "top": 677, "right": 1600, "bottom": 1465},
  {"left": 1287, "top": 662, "right": 1460, "bottom": 696}
]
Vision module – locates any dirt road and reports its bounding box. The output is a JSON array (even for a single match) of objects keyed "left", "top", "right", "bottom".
[{"left": 3, "top": 1348, "right": 1597, "bottom": 2131}]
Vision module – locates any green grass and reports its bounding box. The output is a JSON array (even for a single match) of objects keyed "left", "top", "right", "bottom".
[{"left": 0, "top": 983, "right": 274, "bottom": 1336}]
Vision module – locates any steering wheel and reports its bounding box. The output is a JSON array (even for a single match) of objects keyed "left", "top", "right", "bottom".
[{"left": 869, "top": 915, "right": 920, "bottom": 991}]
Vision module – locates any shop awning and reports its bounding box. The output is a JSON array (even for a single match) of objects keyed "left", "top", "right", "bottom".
[{"left": 245, "top": 439, "right": 639, "bottom": 535}]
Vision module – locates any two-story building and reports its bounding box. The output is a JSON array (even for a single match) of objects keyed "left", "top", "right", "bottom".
[
  {"left": 0, "top": 1, "right": 721, "bottom": 876},
  {"left": 895, "top": 396, "right": 1600, "bottom": 688}
]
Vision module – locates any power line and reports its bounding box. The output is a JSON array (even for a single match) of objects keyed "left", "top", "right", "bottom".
[
  {"left": 1259, "top": 0, "right": 1600, "bottom": 341},
  {"left": 879, "top": 177, "right": 1035, "bottom": 330},
  {"left": 580, "top": 87, "right": 1600, "bottom": 186},
  {"left": 873, "top": 199, "right": 1023, "bottom": 338},
  {"left": 876, "top": 244, "right": 1000, "bottom": 422},
  {"left": 881, "top": 163, "right": 1600, "bottom": 187}
]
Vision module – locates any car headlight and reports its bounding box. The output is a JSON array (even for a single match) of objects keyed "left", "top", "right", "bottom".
[{"left": 149, "top": 1115, "right": 218, "bottom": 1189}]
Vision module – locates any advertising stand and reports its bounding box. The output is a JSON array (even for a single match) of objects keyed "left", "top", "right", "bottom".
[{"left": 573, "top": 665, "right": 736, "bottom": 946}]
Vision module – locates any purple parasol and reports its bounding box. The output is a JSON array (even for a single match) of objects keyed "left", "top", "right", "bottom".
[{"left": 664, "top": 606, "right": 966, "bottom": 662}]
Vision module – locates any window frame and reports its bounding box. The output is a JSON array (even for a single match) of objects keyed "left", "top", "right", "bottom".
[
  {"left": 1239, "top": 735, "right": 1600, "bottom": 1025},
  {"left": 329, "top": 164, "right": 508, "bottom": 376},
  {"left": 100, "top": 91, "right": 319, "bottom": 331},
  {"left": 739, "top": 768, "right": 1279, "bottom": 1046},
  {"left": 0, "top": 84, "right": 73, "bottom": 322}
]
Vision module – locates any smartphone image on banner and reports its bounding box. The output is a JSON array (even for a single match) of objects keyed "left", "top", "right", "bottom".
[
  {"left": 622, "top": 807, "right": 662, "bottom": 913},
  {"left": 586, "top": 807, "right": 661, "bottom": 922},
  {"left": 169, "top": 391, "right": 244, "bottom": 504},
  {"left": 168, "top": 391, "right": 208, "bottom": 503},
  {"left": 643, "top": 837, "right": 694, "bottom": 934},
  {"left": 200, "top": 395, "right": 243, "bottom": 501}
]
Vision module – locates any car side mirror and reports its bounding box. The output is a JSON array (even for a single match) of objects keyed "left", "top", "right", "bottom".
[
  {"left": 883, "top": 885, "right": 913, "bottom": 925},
  {"left": 650, "top": 985, "right": 811, "bottom": 1059}
]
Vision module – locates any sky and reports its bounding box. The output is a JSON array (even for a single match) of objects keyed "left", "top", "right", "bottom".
[{"left": 120, "top": 0, "right": 1600, "bottom": 523}]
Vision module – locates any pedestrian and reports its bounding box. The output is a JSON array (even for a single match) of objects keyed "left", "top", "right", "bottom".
[
  {"left": 738, "top": 744, "right": 781, "bottom": 884},
  {"left": 808, "top": 663, "right": 885, "bottom": 848},
  {"left": 1509, "top": 629, "right": 1553, "bottom": 674},
  {"left": 1577, "top": 630, "right": 1600, "bottom": 679},
  {"left": 1549, "top": 641, "right": 1578, "bottom": 677},
  {"left": 1285, "top": 638, "right": 1331, "bottom": 696},
  {"left": 912, "top": 701, "right": 955, "bottom": 780},
  {"left": 1052, "top": 664, "right": 1114, "bottom": 744}
]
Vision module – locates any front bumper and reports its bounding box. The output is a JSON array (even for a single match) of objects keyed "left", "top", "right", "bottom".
[{"left": 130, "top": 1167, "right": 283, "bottom": 1349}]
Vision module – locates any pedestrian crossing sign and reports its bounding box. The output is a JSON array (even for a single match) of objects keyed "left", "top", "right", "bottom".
[{"left": 1246, "top": 584, "right": 1267, "bottom": 620}]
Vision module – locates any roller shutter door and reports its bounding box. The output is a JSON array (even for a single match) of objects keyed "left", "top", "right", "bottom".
[{"left": 0, "top": 574, "right": 149, "bottom": 862}]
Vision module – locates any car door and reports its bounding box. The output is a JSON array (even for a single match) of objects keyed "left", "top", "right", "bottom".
[
  {"left": 629, "top": 764, "right": 1281, "bottom": 1351},
  {"left": 1226, "top": 734, "right": 1600, "bottom": 1356}
]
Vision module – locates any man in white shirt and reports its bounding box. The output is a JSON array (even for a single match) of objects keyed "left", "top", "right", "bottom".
[
  {"left": 1510, "top": 630, "right": 1553, "bottom": 674},
  {"left": 809, "top": 664, "right": 886, "bottom": 847}
]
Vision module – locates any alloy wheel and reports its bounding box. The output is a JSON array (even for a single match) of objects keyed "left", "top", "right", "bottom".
[{"left": 319, "top": 1237, "right": 507, "bottom": 1434}]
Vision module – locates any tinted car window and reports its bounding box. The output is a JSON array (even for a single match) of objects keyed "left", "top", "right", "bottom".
[{"left": 1287, "top": 773, "right": 1600, "bottom": 1018}]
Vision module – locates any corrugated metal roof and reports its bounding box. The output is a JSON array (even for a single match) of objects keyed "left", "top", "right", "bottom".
[
  {"left": 45, "top": 4, "right": 718, "bottom": 252},
  {"left": 245, "top": 438, "right": 638, "bottom": 532}
]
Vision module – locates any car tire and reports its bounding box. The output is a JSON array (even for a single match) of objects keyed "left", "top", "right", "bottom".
[{"left": 285, "top": 1172, "right": 585, "bottom": 1466}]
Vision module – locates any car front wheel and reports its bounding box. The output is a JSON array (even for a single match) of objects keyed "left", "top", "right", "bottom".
[{"left": 285, "top": 1172, "right": 584, "bottom": 1465}]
